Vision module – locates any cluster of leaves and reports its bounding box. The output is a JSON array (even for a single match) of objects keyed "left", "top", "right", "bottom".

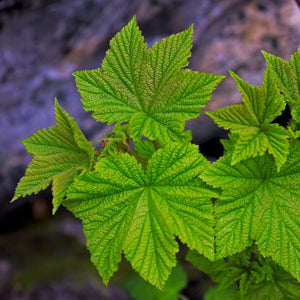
[
  {"left": 12, "top": 16, "right": 300, "bottom": 299},
  {"left": 187, "top": 246, "right": 300, "bottom": 299}
]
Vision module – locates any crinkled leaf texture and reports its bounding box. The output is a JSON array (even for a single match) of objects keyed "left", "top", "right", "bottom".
[
  {"left": 206, "top": 70, "right": 288, "bottom": 171},
  {"left": 187, "top": 247, "right": 300, "bottom": 299},
  {"left": 201, "top": 136, "right": 300, "bottom": 282},
  {"left": 12, "top": 99, "right": 97, "bottom": 213},
  {"left": 65, "top": 143, "right": 218, "bottom": 288},
  {"left": 228, "top": 262, "right": 300, "bottom": 300},
  {"left": 263, "top": 47, "right": 300, "bottom": 122},
  {"left": 74, "top": 16, "right": 224, "bottom": 145},
  {"left": 99, "top": 121, "right": 130, "bottom": 157}
]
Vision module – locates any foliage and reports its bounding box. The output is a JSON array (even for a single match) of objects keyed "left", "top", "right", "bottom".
[
  {"left": 187, "top": 247, "right": 300, "bottom": 299},
  {"left": 123, "top": 264, "right": 187, "bottom": 300},
  {"left": 12, "top": 16, "right": 300, "bottom": 298}
]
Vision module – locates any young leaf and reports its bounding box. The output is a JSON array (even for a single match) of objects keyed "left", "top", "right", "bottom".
[
  {"left": 99, "top": 121, "right": 130, "bottom": 157},
  {"left": 74, "top": 16, "right": 224, "bottom": 145},
  {"left": 65, "top": 143, "right": 218, "bottom": 288},
  {"left": 206, "top": 70, "right": 288, "bottom": 171},
  {"left": 263, "top": 48, "right": 300, "bottom": 122},
  {"left": 123, "top": 264, "right": 187, "bottom": 300},
  {"left": 12, "top": 99, "right": 97, "bottom": 213},
  {"left": 201, "top": 137, "right": 300, "bottom": 282}
]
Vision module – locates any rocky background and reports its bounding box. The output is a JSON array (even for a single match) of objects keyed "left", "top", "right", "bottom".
[{"left": 0, "top": 0, "right": 299, "bottom": 299}]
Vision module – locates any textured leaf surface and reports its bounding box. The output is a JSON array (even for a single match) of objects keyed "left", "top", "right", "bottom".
[
  {"left": 263, "top": 48, "right": 300, "bottom": 121},
  {"left": 74, "top": 16, "right": 224, "bottom": 144},
  {"left": 65, "top": 143, "right": 217, "bottom": 288},
  {"left": 206, "top": 70, "right": 288, "bottom": 170},
  {"left": 229, "top": 261, "right": 300, "bottom": 300},
  {"left": 123, "top": 264, "right": 187, "bottom": 300},
  {"left": 201, "top": 137, "right": 300, "bottom": 281},
  {"left": 187, "top": 247, "right": 300, "bottom": 300},
  {"left": 134, "top": 140, "right": 156, "bottom": 159},
  {"left": 12, "top": 99, "right": 97, "bottom": 213},
  {"left": 99, "top": 121, "right": 130, "bottom": 157}
]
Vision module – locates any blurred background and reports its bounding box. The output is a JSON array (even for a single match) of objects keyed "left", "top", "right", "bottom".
[{"left": 0, "top": 0, "right": 299, "bottom": 299}]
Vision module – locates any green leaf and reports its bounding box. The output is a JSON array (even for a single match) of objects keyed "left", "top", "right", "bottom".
[
  {"left": 65, "top": 143, "right": 218, "bottom": 288},
  {"left": 123, "top": 264, "right": 187, "bottom": 300},
  {"left": 186, "top": 250, "right": 228, "bottom": 284},
  {"left": 201, "top": 137, "right": 300, "bottom": 282},
  {"left": 206, "top": 70, "right": 288, "bottom": 171},
  {"left": 263, "top": 47, "right": 300, "bottom": 122},
  {"left": 229, "top": 260, "right": 300, "bottom": 300},
  {"left": 99, "top": 121, "right": 130, "bottom": 157},
  {"left": 74, "top": 16, "right": 224, "bottom": 144},
  {"left": 187, "top": 247, "right": 257, "bottom": 291},
  {"left": 12, "top": 99, "right": 97, "bottom": 213},
  {"left": 134, "top": 140, "right": 156, "bottom": 160},
  {"left": 204, "top": 285, "right": 237, "bottom": 300},
  {"left": 187, "top": 247, "right": 300, "bottom": 300}
]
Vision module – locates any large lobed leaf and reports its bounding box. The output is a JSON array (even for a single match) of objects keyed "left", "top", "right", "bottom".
[
  {"left": 74, "top": 16, "right": 224, "bottom": 145},
  {"left": 206, "top": 70, "right": 288, "bottom": 171},
  {"left": 12, "top": 99, "right": 97, "bottom": 213},
  {"left": 65, "top": 143, "right": 218, "bottom": 288},
  {"left": 201, "top": 136, "right": 300, "bottom": 282},
  {"left": 263, "top": 47, "right": 300, "bottom": 122}
]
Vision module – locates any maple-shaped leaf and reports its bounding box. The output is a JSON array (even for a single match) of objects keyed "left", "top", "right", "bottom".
[
  {"left": 206, "top": 69, "right": 288, "bottom": 171},
  {"left": 201, "top": 136, "right": 300, "bottom": 282},
  {"left": 74, "top": 16, "right": 224, "bottom": 145},
  {"left": 263, "top": 48, "right": 300, "bottom": 122},
  {"left": 12, "top": 99, "right": 97, "bottom": 213},
  {"left": 65, "top": 143, "right": 218, "bottom": 288}
]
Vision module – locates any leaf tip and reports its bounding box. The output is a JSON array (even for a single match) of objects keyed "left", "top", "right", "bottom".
[
  {"left": 228, "top": 69, "right": 239, "bottom": 80},
  {"left": 52, "top": 204, "right": 58, "bottom": 215},
  {"left": 11, "top": 193, "right": 18, "bottom": 203},
  {"left": 187, "top": 23, "right": 194, "bottom": 34}
]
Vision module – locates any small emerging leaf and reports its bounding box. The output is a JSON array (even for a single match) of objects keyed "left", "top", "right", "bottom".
[{"left": 99, "top": 121, "right": 130, "bottom": 157}]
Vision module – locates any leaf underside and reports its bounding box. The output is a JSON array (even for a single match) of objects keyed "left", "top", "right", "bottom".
[
  {"left": 12, "top": 99, "right": 97, "bottom": 213},
  {"left": 65, "top": 143, "right": 218, "bottom": 288},
  {"left": 74, "top": 16, "right": 224, "bottom": 145}
]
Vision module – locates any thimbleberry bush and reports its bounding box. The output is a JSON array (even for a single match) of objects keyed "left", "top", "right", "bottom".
[{"left": 13, "top": 17, "right": 300, "bottom": 299}]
